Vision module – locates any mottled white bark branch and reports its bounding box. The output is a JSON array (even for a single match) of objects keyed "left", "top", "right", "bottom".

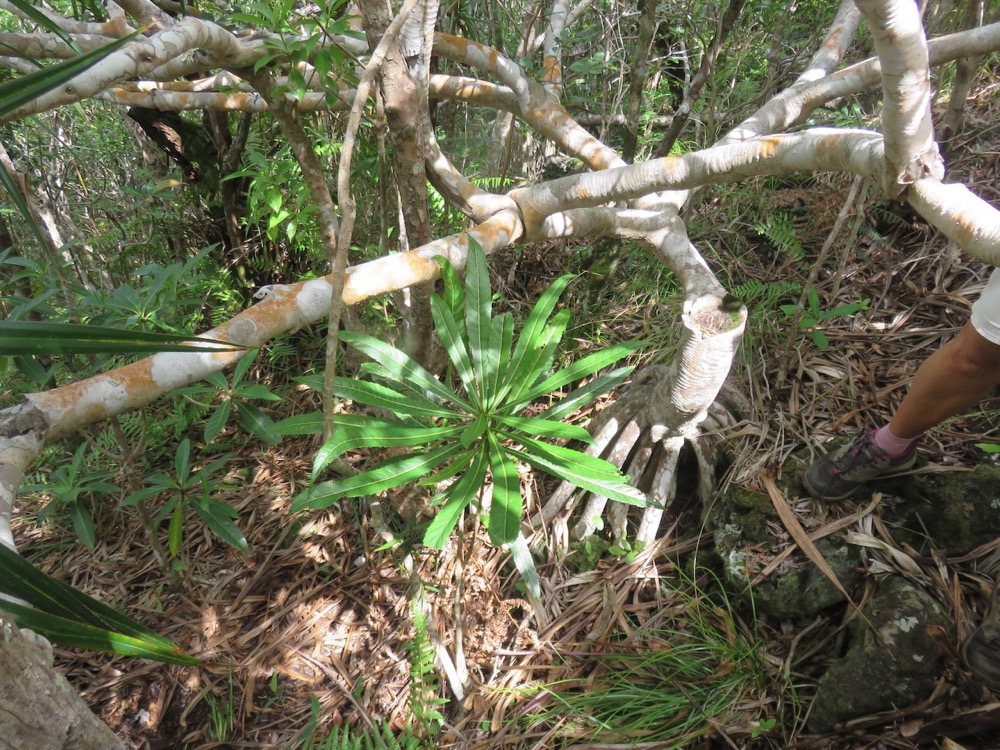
[
  {"left": 512, "top": 129, "right": 884, "bottom": 234},
  {"left": 855, "top": 0, "right": 944, "bottom": 193}
]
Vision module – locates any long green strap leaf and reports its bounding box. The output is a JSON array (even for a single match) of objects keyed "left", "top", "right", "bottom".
[
  {"left": 0, "top": 160, "right": 52, "bottom": 252},
  {"left": 486, "top": 312, "right": 515, "bottom": 410},
  {"left": 313, "top": 423, "right": 464, "bottom": 478},
  {"left": 436, "top": 255, "right": 467, "bottom": 336},
  {"left": 487, "top": 433, "right": 521, "bottom": 546},
  {"left": 496, "top": 415, "right": 595, "bottom": 444},
  {"left": 339, "top": 331, "right": 472, "bottom": 410},
  {"left": 500, "top": 274, "right": 574, "bottom": 398},
  {"left": 5, "top": 0, "right": 82, "bottom": 53},
  {"left": 0, "top": 542, "right": 140, "bottom": 635},
  {"left": 509, "top": 274, "right": 574, "bottom": 364},
  {"left": 0, "top": 600, "right": 198, "bottom": 665},
  {"left": 504, "top": 309, "right": 570, "bottom": 405},
  {"left": 423, "top": 443, "right": 488, "bottom": 549},
  {"left": 334, "top": 378, "right": 458, "bottom": 419},
  {"left": 511, "top": 437, "right": 648, "bottom": 507},
  {"left": 464, "top": 240, "right": 494, "bottom": 400},
  {"left": 0, "top": 321, "right": 242, "bottom": 355},
  {"left": 517, "top": 341, "right": 645, "bottom": 405},
  {"left": 0, "top": 544, "right": 195, "bottom": 662},
  {"left": 430, "top": 295, "right": 479, "bottom": 403},
  {"left": 0, "top": 31, "right": 141, "bottom": 118},
  {"left": 292, "top": 443, "right": 464, "bottom": 511},
  {"left": 538, "top": 367, "right": 634, "bottom": 422}
]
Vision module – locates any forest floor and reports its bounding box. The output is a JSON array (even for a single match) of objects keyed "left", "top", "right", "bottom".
[{"left": 13, "top": 84, "right": 1000, "bottom": 750}]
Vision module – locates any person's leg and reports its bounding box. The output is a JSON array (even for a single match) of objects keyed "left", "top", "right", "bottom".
[
  {"left": 805, "top": 268, "right": 1000, "bottom": 502},
  {"left": 886, "top": 322, "right": 1000, "bottom": 440}
]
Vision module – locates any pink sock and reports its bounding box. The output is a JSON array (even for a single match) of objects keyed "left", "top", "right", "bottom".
[{"left": 873, "top": 425, "right": 918, "bottom": 458}]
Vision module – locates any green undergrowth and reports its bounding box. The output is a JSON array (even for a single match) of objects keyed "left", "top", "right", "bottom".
[{"left": 516, "top": 574, "right": 785, "bottom": 748}]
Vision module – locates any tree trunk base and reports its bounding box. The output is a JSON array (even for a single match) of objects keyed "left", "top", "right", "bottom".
[
  {"left": 539, "top": 365, "right": 748, "bottom": 547},
  {"left": 0, "top": 615, "right": 125, "bottom": 750}
]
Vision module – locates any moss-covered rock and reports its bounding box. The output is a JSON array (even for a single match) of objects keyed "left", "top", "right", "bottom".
[
  {"left": 710, "top": 482, "right": 863, "bottom": 619},
  {"left": 880, "top": 465, "right": 1000, "bottom": 555},
  {"left": 808, "top": 576, "right": 952, "bottom": 732}
]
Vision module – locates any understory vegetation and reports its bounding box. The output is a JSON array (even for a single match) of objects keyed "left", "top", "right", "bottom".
[{"left": 1, "top": 0, "right": 1000, "bottom": 748}]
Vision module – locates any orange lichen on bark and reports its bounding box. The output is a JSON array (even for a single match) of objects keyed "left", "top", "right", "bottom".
[
  {"left": 541, "top": 56, "right": 561, "bottom": 84},
  {"left": 948, "top": 207, "right": 984, "bottom": 248},
  {"left": 755, "top": 135, "right": 784, "bottom": 160},
  {"left": 109, "top": 89, "right": 265, "bottom": 110},
  {"left": 102, "top": 16, "right": 133, "bottom": 37},
  {"left": 341, "top": 252, "right": 441, "bottom": 306}
]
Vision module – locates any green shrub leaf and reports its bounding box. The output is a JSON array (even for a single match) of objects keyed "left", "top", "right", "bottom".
[{"left": 194, "top": 498, "right": 249, "bottom": 552}]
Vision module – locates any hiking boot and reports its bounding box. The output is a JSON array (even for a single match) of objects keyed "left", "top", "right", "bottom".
[
  {"left": 962, "top": 578, "right": 1000, "bottom": 687},
  {"left": 802, "top": 429, "right": 917, "bottom": 502}
]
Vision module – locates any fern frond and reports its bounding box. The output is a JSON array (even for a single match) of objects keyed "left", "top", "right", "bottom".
[
  {"left": 407, "top": 593, "right": 447, "bottom": 735},
  {"left": 753, "top": 212, "right": 805, "bottom": 262},
  {"left": 733, "top": 279, "right": 801, "bottom": 309}
]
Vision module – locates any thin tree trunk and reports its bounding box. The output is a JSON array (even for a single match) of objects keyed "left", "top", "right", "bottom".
[
  {"left": 939, "top": 0, "right": 985, "bottom": 149},
  {"left": 359, "top": 0, "right": 436, "bottom": 364},
  {"left": 622, "top": 0, "right": 656, "bottom": 162}
]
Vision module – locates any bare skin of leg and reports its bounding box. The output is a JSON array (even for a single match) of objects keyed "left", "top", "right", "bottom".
[{"left": 889, "top": 322, "right": 1000, "bottom": 440}]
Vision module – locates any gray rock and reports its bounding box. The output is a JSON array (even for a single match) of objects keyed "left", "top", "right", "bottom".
[
  {"left": 710, "top": 482, "right": 863, "bottom": 619},
  {"left": 808, "top": 576, "right": 951, "bottom": 732},
  {"left": 877, "top": 465, "right": 1000, "bottom": 555}
]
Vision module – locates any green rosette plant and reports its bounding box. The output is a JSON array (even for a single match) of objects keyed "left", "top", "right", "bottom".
[{"left": 291, "top": 240, "right": 647, "bottom": 595}]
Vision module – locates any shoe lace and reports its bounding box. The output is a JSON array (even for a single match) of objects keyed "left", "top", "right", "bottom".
[{"left": 830, "top": 431, "right": 882, "bottom": 476}]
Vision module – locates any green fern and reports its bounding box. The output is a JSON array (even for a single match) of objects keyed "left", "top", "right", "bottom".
[
  {"left": 857, "top": 222, "right": 887, "bottom": 244},
  {"left": 407, "top": 594, "right": 448, "bottom": 735},
  {"left": 753, "top": 212, "right": 805, "bottom": 262},
  {"left": 732, "top": 279, "right": 801, "bottom": 310}
]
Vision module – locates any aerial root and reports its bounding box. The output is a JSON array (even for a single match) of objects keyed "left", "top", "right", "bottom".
[{"left": 537, "top": 369, "right": 747, "bottom": 550}]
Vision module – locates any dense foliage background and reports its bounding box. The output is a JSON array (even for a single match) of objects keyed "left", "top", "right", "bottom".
[{"left": 1, "top": 0, "right": 999, "bottom": 748}]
